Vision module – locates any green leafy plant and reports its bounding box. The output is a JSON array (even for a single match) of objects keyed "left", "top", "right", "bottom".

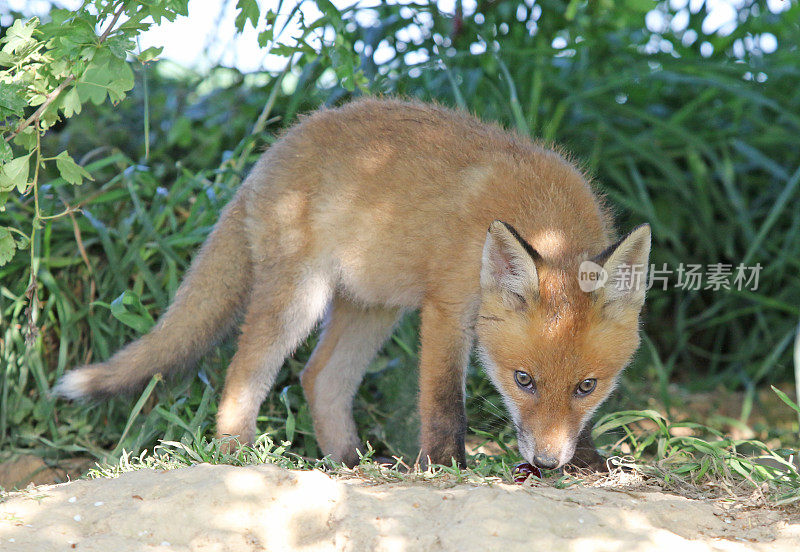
[
  {"left": 0, "top": 1, "right": 191, "bottom": 348},
  {"left": 593, "top": 404, "right": 800, "bottom": 505}
]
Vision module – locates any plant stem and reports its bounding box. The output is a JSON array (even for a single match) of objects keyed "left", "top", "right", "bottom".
[
  {"left": 98, "top": 1, "right": 126, "bottom": 42},
  {"left": 29, "top": 122, "right": 41, "bottom": 289},
  {"left": 4, "top": 77, "right": 75, "bottom": 143}
]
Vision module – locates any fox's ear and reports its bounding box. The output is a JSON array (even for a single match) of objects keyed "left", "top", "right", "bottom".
[
  {"left": 593, "top": 224, "right": 651, "bottom": 311},
  {"left": 480, "top": 221, "right": 540, "bottom": 308}
]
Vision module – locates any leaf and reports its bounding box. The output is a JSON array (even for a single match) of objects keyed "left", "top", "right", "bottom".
[
  {"left": 141, "top": 1, "right": 186, "bottom": 24},
  {"left": 111, "top": 374, "right": 161, "bottom": 457},
  {"left": 235, "top": 0, "right": 260, "bottom": 32},
  {"left": 0, "top": 140, "right": 11, "bottom": 163},
  {"left": 0, "top": 153, "right": 32, "bottom": 192},
  {"left": 315, "top": 0, "right": 342, "bottom": 21},
  {"left": 54, "top": 150, "right": 93, "bottom": 186},
  {"left": 60, "top": 86, "right": 82, "bottom": 118},
  {"left": 110, "top": 290, "right": 155, "bottom": 334},
  {"left": 772, "top": 385, "right": 800, "bottom": 415},
  {"left": 76, "top": 63, "right": 113, "bottom": 104},
  {"left": 10, "top": 395, "right": 33, "bottom": 425},
  {"left": 0, "top": 82, "right": 27, "bottom": 117},
  {"left": 75, "top": 57, "right": 134, "bottom": 105},
  {"left": 279, "top": 386, "right": 296, "bottom": 443},
  {"left": 0, "top": 18, "right": 38, "bottom": 55},
  {"left": 257, "top": 28, "right": 273, "bottom": 48},
  {"left": 153, "top": 405, "right": 193, "bottom": 433},
  {"left": 591, "top": 409, "right": 667, "bottom": 439},
  {"left": 0, "top": 226, "right": 16, "bottom": 265},
  {"left": 28, "top": 93, "right": 47, "bottom": 107},
  {"left": 14, "top": 231, "right": 30, "bottom": 250},
  {"left": 105, "top": 35, "right": 134, "bottom": 60},
  {"left": 106, "top": 59, "right": 135, "bottom": 103},
  {"left": 137, "top": 46, "right": 163, "bottom": 63}
]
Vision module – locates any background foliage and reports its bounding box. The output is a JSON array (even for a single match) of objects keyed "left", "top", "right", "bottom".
[{"left": 1, "top": 0, "right": 798, "bottom": 467}]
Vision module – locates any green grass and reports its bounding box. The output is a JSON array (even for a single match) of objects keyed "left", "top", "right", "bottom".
[{"left": 593, "top": 406, "right": 800, "bottom": 506}]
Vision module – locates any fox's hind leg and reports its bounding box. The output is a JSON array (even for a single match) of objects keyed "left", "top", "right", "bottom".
[
  {"left": 216, "top": 266, "right": 332, "bottom": 447},
  {"left": 300, "top": 296, "right": 400, "bottom": 467}
]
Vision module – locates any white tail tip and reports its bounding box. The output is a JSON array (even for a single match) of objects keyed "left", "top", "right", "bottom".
[{"left": 52, "top": 370, "right": 92, "bottom": 400}]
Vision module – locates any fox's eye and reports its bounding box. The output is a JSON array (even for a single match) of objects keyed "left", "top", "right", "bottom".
[
  {"left": 514, "top": 370, "right": 535, "bottom": 391},
  {"left": 575, "top": 378, "right": 597, "bottom": 396}
]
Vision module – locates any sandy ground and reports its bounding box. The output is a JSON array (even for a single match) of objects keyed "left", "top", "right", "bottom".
[{"left": 1, "top": 464, "right": 799, "bottom": 551}]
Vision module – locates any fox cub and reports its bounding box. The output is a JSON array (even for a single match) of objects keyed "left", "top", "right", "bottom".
[{"left": 56, "top": 98, "right": 650, "bottom": 470}]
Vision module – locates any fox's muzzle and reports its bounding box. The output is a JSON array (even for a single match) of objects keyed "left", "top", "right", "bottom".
[
  {"left": 532, "top": 454, "right": 560, "bottom": 470},
  {"left": 517, "top": 427, "right": 578, "bottom": 470}
]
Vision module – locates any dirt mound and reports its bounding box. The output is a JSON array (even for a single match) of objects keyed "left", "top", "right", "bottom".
[{"left": 1, "top": 463, "right": 797, "bottom": 551}]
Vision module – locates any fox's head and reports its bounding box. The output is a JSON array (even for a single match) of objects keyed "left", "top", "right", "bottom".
[{"left": 476, "top": 220, "right": 651, "bottom": 470}]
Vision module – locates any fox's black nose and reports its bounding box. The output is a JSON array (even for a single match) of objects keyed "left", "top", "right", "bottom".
[{"left": 532, "top": 455, "right": 559, "bottom": 470}]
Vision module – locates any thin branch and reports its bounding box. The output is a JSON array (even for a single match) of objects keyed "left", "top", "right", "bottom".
[
  {"left": 98, "top": 2, "right": 126, "bottom": 43},
  {"left": 6, "top": 226, "right": 29, "bottom": 239},
  {"left": 68, "top": 207, "right": 92, "bottom": 274},
  {"left": 69, "top": 207, "right": 97, "bottom": 311},
  {"left": 38, "top": 204, "right": 82, "bottom": 220},
  {"left": 4, "top": 76, "right": 74, "bottom": 143}
]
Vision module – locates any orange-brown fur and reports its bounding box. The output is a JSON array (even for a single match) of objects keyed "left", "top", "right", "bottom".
[{"left": 55, "top": 98, "right": 650, "bottom": 469}]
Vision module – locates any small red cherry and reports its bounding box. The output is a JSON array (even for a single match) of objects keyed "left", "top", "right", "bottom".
[{"left": 513, "top": 462, "right": 542, "bottom": 483}]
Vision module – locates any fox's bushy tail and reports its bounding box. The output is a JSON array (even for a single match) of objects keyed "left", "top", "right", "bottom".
[{"left": 54, "top": 190, "right": 252, "bottom": 399}]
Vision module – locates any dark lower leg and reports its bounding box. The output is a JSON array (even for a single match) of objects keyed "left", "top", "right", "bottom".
[
  {"left": 567, "top": 424, "right": 608, "bottom": 472},
  {"left": 417, "top": 302, "right": 471, "bottom": 468}
]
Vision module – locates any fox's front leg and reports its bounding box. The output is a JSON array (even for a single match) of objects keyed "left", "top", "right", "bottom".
[
  {"left": 417, "top": 302, "right": 473, "bottom": 468},
  {"left": 567, "top": 424, "right": 608, "bottom": 472}
]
